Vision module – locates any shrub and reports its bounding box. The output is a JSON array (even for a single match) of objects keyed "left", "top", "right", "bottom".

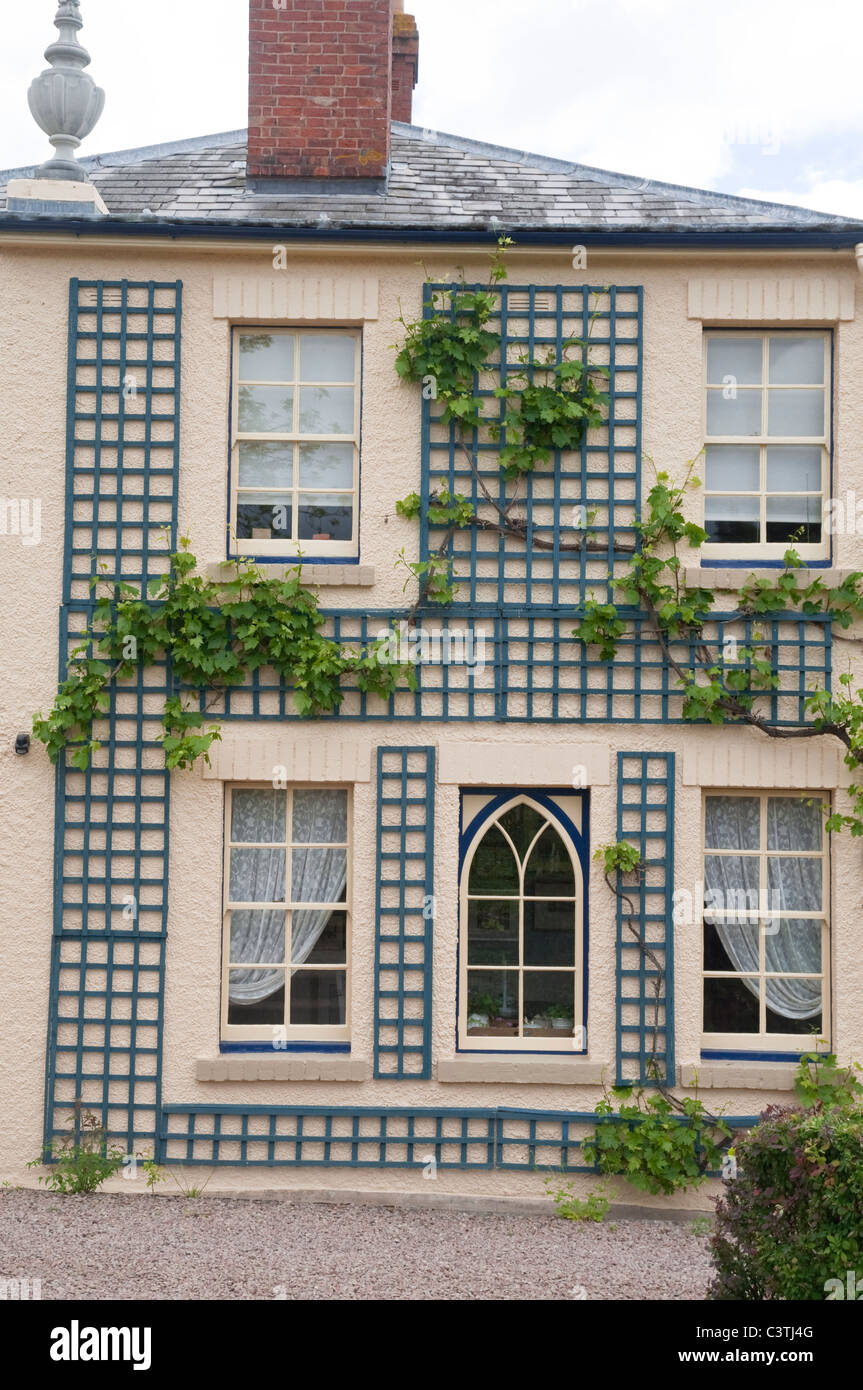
[
  {"left": 544, "top": 1176, "right": 610, "bottom": 1223},
  {"left": 710, "top": 1099, "right": 863, "bottom": 1301},
  {"left": 28, "top": 1110, "right": 126, "bottom": 1195}
]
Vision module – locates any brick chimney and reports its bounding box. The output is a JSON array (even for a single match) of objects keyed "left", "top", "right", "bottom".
[
  {"left": 248, "top": 0, "right": 420, "bottom": 191},
  {"left": 391, "top": 2, "right": 419, "bottom": 124}
]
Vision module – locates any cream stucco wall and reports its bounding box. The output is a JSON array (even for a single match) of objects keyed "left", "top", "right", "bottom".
[{"left": 2, "top": 235, "right": 862, "bottom": 1203}]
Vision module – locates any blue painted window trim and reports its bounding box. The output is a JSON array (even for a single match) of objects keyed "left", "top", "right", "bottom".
[
  {"left": 698, "top": 326, "right": 835, "bottom": 570},
  {"left": 220, "top": 1042, "right": 351, "bottom": 1055},
  {"left": 700, "top": 1048, "right": 826, "bottom": 1063},
  {"left": 456, "top": 788, "right": 590, "bottom": 1057},
  {"left": 225, "top": 325, "right": 364, "bottom": 566}
]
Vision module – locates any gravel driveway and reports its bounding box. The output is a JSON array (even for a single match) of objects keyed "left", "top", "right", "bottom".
[{"left": 0, "top": 1190, "right": 711, "bottom": 1300}]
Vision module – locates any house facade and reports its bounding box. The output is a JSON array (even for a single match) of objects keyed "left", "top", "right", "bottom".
[{"left": 2, "top": 0, "right": 863, "bottom": 1204}]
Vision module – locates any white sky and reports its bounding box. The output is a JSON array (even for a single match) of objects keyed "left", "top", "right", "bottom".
[{"left": 3, "top": 0, "right": 863, "bottom": 217}]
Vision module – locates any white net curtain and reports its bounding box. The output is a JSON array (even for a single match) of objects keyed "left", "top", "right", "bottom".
[
  {"left": 704, "top": 796, "right": 822, "bottom": 1020},
  {"left": 229, "top": 789, "right": 347, "bottom": 1008}
]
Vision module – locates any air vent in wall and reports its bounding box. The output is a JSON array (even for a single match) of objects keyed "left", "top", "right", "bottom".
[
  {"left": 507, "top": 292, "right": 554, "bottom": 313},
  {"left": 80, "top": 287, "right": 124, "bottom": 308}
]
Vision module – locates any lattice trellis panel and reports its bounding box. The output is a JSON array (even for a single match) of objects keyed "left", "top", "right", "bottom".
[
  {"left": 615, "top": 753, "right": 676, "bottom": 1086},
  {"left": 184, "top": 610, "right": 831, "bottom": 726},
  {"left": 64, "top": 280, "right": 181, "bottom": 600},
  {"left": 421, "top": 282, "right": 642, "bottom": 609},
  {"left": 44, "top": 280, "right": 181, "bottom": 1157},
  {"left": 373, "top": 748, "right": 435, "bottom": 1079},
  {"left": 158, "top": 1104, "right": 758, "bottom": 1170}
]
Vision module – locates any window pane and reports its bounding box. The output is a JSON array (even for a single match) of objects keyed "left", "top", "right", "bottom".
[
  {"left": 769, "top": 336, "right": 824, "bottom": 386},
  {"left": 524, "top": 826, "right": 575, "bottom": 896},
  {"left": 298, "top": 386, "right": 354, "bottom": 434},
  {"left": 767, "top": 389, "right": 824, "bottom": 437},
  {"left": 767, "top": 858, "right": 822, "bottom": 913},
  {"left": 227, "top": 972, "right": 285, "bottom": 1026},
  {"left": 765, "top": 495, "right": 821, "bottom": 545},
  {"left": 297, "top": 494, "right": 353, "bottom": 542},
  {"left": 705, "top": 445, "right": 759, "bottom": 492},
  {"left": 704, "top": 919, "right": 736, "bottom": 971},
  {"left": 523, "top": 972, "right": 575, "bottom": 1036},
  {"left": 236, "top": 494, "right": 292, "bottom": 540},
  {"left": 706, "top": 389, "right": 762, "bottom": 437},
  {"left": 231, "top": 789, "right": 286, "bottom": 843},
  {"left": 238, "top": 385, "right": 295, "bottom": 433},
  {"left": 466, "top": 970, "right": 518, "bottom": 1034},
  {"left": 298, "top": 443, "right": 354, "bottom": 489},
  {"left": 524, "top": 898, "right": 575, "bottom": 966},
  {"left": 704, "top": 975, "right": 760, "bottom": 1033},
  {"left": 239, "top": 333, "right": 294, "bottom": 382},
  {"left": 765, "top": 918, "right": 822, "bottom": 975},
  {"left": 291, "top": 847, "right": 347, "bottom": 903},
  {"left": 705, "top": 796, "right": 760, "bottom": 850},
  {"left": 469, "top": 825, "right": 518, "bottom": 895},
  {"left": 230, "top": 848, "right": 286, "bottom": 903},
  {"left": 767, "top": 797, "right": 823, "bottom": 851},
  {"left": 297, "top": 911, "right": 347, "bottom": 965},
  {"left": 290, "top": 969, "right": 346, "bottom": 1026},
  {"left": 766, "top": 445, "right": 822, "bottom": 493},
  {"left": 497, "top": 802, "right": 546, "bottom": 859},
  {"left": 467, "top": 899, "right": 519, "bottom": 965},
  {"left": 704, "top": 495, "right": 759, "bottom": 544},
  {"left": 766, "top": 992, "right": 821, "bottom": 1034},
  {"left": 707, "top": 337, "right": 762, "bottom": 386},
  {"left": 292, "top": 789, "right": 348, "bottom": 844},
  {"left": 238, "top": 441, "right": 293, "bottom": 489},
  {"left": 704, "top": 855, "right": 761, "bottom": 923},
  {"left": 229, "top": 910, "right": 286, "bottom": 965},
  {"left": 300, "top": 333, "right": 355, "bottom": 383}
]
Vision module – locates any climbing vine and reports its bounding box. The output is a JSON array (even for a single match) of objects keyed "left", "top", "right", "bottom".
[
  {"left": 576, "top": 461, "right": 863, "bottom": 837},
  {"left": 33, "top": 540, "right": 412, "bottom": 771}
]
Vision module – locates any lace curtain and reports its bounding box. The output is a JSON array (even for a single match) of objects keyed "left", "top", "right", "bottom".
[
  {"left": 704, "top": 796, "right": 822, "bottom": 1020},
  {"left": 229, "top": 789, "right": 347, "bottom": 1004}
]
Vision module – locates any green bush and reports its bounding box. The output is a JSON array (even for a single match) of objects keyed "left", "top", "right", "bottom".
[
  {"left": 710, "top": 1099, "right": 863, "bottom": 1301},
  {"left": 28, "top": 1110, "right": 126, "bottom": 1195}
]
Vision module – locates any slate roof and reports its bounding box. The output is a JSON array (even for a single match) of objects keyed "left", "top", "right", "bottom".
[{"left": 2, "top": 123, "right": 862, "bottom": 237}]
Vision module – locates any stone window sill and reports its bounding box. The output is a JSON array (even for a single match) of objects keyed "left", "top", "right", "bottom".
[
  {"left": 196, "top": 1057, "right": 371, "bottom": 1082},
  {"left": 437, "top": 1058, "right": 606, "bottom": 1085},
  {"left": 677, "top": 1062, "right": 797, "bottom": 1091},
  {"left": 207, "top": 562, "right": 376, "bottom": 587},
  {"left": 685, "top": 566, "right": 854, "bottom": 592}
]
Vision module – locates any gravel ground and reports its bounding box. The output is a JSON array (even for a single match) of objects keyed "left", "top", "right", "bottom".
[{"left": 0, "top": 1190, "right": 712, "bottom": 1300}]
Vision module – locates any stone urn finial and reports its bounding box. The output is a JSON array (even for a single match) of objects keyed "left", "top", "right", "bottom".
[{"left": 28, "top": 1, "right": 105, "bottom": 181}]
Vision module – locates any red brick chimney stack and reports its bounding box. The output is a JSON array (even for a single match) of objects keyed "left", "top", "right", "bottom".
[
  {"left": 391, "top": 2, "right": 419, "bottom": 124},
  {"left": 247, "top": 0, "right": 420, "bottom": 190}
]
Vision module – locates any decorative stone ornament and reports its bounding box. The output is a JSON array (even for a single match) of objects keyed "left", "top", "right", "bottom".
[{"left": 27, "top": 1, "right": 105, "bottom": 181}]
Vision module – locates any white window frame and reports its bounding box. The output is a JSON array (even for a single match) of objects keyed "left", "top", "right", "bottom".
[
  {"left": 229, "top": 327, "right": 361, "bottom": 560},
  {"left": 701, "top": 329, "right": 831, "bottom": 563},
  {"left": 221, "top": 784, "right": 352, "bottom": 1044},
  {"left": 458, "top": 794, "right": 585, "bottom": 1055},
  {"left": 701, "top": 789, "right": 830, "bottom": 1053}
]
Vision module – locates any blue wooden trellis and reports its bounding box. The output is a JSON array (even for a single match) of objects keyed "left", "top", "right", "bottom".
[
  {"left": 373, "top": 748, "right": 435, "bottom": 1079},
  {"left": 615, "top": 752, "right": 676, "bottom": 1086},
  {"left": 157, "top": 1102, "right": 757, "bottom": 1171},
  {"left": 44, "top": 279, "right": 181, "bottom": 1155},
  {"left": 43, "top": 276, "right": 831, "bottom": 1171}
]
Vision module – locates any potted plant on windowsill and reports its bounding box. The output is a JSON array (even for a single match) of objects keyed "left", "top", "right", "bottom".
[
  {"left": 467, "top": 992, "right": 498, "bottom": 1030},
  {"left": 545, "top": 1004, "right": 574, "bottom": 1031},
  {"left": 308, "top": 505, "right": 334, "bottom": 541}
]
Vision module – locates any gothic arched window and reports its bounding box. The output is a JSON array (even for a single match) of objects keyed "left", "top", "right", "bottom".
[{"left": 459, "top": 795, "right": 585, "bottom": 1052}]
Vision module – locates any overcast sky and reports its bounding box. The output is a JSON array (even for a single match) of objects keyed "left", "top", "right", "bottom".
[{"left": 3, "top": 0, "right": 862, "bottom": 216}]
